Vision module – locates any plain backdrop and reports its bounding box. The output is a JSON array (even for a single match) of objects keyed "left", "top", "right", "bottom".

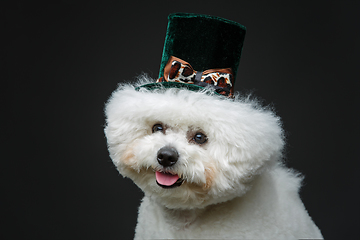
[{"left": 3, "top": 1, "right": 359, "bottom": 239}]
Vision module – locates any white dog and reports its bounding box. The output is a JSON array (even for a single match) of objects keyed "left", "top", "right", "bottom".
[{"left": 104, "top": 75, "right": 323, "bottom": 239}]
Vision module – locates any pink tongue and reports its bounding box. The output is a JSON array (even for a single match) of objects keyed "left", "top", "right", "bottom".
[{"left": 155, "top": 171, "right": 180, "bottom": 186}]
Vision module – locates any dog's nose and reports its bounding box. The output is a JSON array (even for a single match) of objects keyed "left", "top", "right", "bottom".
[{"left": 157, "top": 147, "right": 179, "bottom": 167}]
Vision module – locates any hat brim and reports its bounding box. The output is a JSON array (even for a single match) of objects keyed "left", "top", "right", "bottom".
[{"left": 135, "top": 82, "right": 222, "bottom": 96}]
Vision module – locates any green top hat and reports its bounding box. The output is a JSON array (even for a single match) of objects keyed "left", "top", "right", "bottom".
[{"left": 138, "top": 13, "right": 246, "bottom": 97}]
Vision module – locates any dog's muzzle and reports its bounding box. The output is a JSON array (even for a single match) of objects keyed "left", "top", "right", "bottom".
[{"left": 156, "top": 146, "right": 183, "bottom": 188}]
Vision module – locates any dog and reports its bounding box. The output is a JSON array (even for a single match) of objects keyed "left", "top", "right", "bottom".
[{"left": 104, "top": 75, "right": 323, "bottom": 239}]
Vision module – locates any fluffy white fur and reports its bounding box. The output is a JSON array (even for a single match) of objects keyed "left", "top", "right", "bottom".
[{"left": 104, "top": 75, "right": 323, "bottom": 239}]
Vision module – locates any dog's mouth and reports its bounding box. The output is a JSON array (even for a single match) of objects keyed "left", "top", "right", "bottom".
[{"left": 155, "top": 171, "right": 184, "bottom": 189}]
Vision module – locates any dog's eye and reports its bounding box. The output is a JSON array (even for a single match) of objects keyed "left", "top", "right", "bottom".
[
  {"left": 193, "top": 133, "right": 207, "bottom": 144},
  {"left": 152, "top": 124, "right": 164, "bottom": 133}
]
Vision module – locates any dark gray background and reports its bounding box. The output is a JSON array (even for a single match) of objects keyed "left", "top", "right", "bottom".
[{"left": 3, "top": 1, "right": 359, "bottom": 239}]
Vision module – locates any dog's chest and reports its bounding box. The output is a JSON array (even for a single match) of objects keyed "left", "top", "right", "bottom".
[{"left": 134, "top": 196, "right": 248, "bottom": 239}]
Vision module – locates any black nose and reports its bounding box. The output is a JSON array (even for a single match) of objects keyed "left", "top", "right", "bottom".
[{"left": 157, "top": 147, "right": 179, "bottom": 167}]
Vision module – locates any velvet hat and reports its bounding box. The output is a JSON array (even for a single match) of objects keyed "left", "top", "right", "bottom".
[{"left": 137, "top": 13, "right": 246, "bottom": 97}]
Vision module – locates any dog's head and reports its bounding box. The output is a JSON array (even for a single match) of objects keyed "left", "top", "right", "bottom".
[{"left": 104, "top": 77, "right": 284, "bottom": 209}]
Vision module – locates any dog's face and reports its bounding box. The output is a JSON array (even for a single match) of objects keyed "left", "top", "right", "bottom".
[{"left": 105, "top": 80, "right": 284, "bottom": 209}]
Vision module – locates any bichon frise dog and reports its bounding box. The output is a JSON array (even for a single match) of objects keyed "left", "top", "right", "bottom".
[{"left": 104, "top": 75, "right": 323, "bottom": 239}]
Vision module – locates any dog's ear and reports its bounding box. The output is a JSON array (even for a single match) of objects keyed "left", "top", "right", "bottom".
[
  {"left": 104, "top": 85, "right": 151, "bottom": 165},
  {"left": 206, "top": 100, "right": 284, "bottom": 167}
]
